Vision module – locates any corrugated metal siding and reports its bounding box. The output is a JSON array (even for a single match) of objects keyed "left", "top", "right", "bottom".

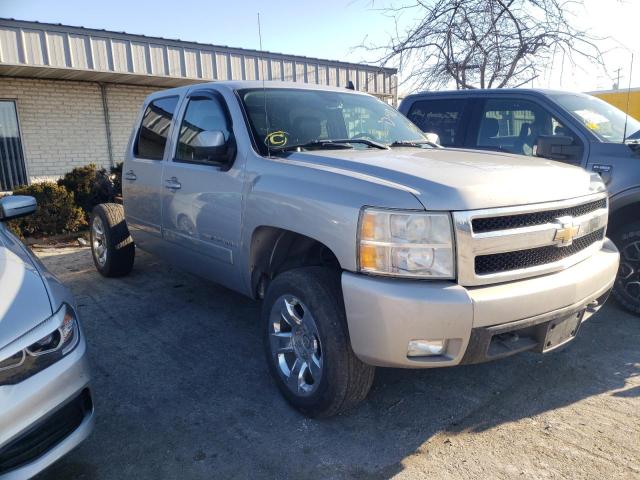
[{"left": 0, "top": 19, "right": 397, "bottom": 102}]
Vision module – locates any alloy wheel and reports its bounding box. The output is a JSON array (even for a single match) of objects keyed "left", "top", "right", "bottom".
[
  {"left": 91, "top": 216, "right": 107, "bottom": 267},
  {"left": 268, "top": 295, "right": 323, "bottom": 396},
  {"left": 618, "top": 240, "right": 640, "bottom": 301}
]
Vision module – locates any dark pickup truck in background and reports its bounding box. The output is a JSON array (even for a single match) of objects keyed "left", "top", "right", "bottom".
[{"left": 399, "top": 89, "right": 640, "bottom": 315}]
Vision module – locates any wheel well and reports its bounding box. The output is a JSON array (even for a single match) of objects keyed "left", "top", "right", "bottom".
[
  {"left": 250, "top": 227, "right": 341, "bottom": 298},
  {"left": 609, "top": 203, "right": 640, "bottom": 236}
]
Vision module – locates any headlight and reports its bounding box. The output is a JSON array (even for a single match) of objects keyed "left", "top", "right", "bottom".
[
  {"left": 0, "top": 303, "right": 80, "bottom": 385},
  {"left": 358, "top": 208, "right": 455, "bottom": 278}
]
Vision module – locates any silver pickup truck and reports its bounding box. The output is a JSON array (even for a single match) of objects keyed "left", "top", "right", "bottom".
[{"left": 90, "top": 81, "right": 619, "bottom": 417}]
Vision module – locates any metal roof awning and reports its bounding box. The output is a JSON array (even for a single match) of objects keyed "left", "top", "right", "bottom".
[{"left": 0, "top": 18, "right": 397, "bottom": 97}]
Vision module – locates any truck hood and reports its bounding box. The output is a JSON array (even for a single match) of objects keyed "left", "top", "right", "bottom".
[
  {"left": 0, "top": 230, "right": 52, "bottom": 348},
  {"left": 285, "top": 147, "right": 595, "bottom": 210}
]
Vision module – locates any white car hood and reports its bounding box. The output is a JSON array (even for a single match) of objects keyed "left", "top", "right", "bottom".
[
  {"left": 288, "top": 147, "right": 595, "bottom": 210},
  {"left": 0, "top": 232, "right": 52, "bottom": 348}
]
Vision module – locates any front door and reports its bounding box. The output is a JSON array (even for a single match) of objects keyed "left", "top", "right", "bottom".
[
  {"left": 123, "top": 95, "right": 179, "bottom": 252},
  {"left": 160, "top": 89, "right": 244, "bottom": 291}
]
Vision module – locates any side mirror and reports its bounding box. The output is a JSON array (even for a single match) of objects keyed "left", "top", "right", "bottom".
[
  {"left": 0, "top": 195, "right": 37, "bottom": 221},
  {"left": 425, "top": 132, "right": 441, "bottom": 146},
  {"left": 535, "top": 135, "right": 582, "bottom": 162},
  {"left": 192, "top": 130, "right": 236, "bottom": 166}
]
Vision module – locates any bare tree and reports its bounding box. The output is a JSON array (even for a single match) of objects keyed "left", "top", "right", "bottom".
[{"left": 363, "top": 0, "right": 605, "bottom": 91}]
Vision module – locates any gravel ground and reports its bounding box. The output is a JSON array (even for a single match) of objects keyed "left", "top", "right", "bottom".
[{"left": 33, "top": 246, "right": 639, "bottom": 480}]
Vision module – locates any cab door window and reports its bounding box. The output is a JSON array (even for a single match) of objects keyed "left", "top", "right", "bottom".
[
  {"left": 405, "top": 99, "right": 467, "bottom": 146},
  {"left": 475, "top": 98, "right": 581, "bottom": 162},
  {"left": 175, "top": 95, "right": 231, "bottom": 164},
  {"left": 134, "top": 96, "right": 179, "bottom": 160}
]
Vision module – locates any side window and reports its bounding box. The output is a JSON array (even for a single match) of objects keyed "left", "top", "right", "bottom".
[
  {"left": 405, "top": 99, "right": 467, "bottom": 146},
  {"left": 175, "top": 95, "right": 231, "bottom": 164},
  {"left": 476, "top": 98, "right": 576, "bottom": 157},
  {"left": 134, "top": 96, "right": 179, "bottom": 160}
]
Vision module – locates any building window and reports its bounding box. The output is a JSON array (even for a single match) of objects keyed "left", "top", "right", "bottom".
[{"left": 0, "top": 100, "right": 28, "bottom": 191}]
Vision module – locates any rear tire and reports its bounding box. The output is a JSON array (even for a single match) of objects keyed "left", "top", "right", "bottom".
[
  {"left": 90, "top": 203, "right": 134, "bottom": 277},
  {"left": 611, "top": 221, "right": 640, "bottom": 315},
  {"left": 262, "top": 267, "right": 375, "bottom": 417}
]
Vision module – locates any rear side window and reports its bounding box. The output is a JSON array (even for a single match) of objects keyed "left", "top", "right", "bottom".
[
  {"left": 134, "top": 96, "right": 179, "bottom": 160},
  {"left": 406, "top": 99, "right": 467, "bottom": 146}
]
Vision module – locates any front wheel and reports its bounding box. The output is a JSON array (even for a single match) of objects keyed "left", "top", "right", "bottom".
[
  {"left": 612, "top": 221, "right": 640, "bottom": 315},
  {"left": 262, "top": 267, "right": 375, "bottom": 417}
]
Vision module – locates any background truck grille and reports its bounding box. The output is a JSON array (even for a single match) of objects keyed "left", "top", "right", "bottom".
[
  {"left": 472, "top": 198, "right": 607, "bottom": 233},
  {"left": 475, "top": 228, "right": 605, "bottom": 275}
]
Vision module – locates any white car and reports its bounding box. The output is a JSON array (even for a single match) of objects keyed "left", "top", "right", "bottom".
[{"left": 0, "top": 195, "right": 93, "bottom": 479}]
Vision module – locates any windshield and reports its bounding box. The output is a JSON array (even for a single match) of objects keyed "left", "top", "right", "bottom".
[
  {"left": 239, "top": 88, "right": 427, "bottom": 154},
  {"left": 552, "top": 92, "right": 640, "bottom": 143}
]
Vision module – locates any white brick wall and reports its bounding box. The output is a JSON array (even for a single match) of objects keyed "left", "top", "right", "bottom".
[
  {"left": 105, "top": 83, "right": 157, "bottom": 165},
  {"left": 0, "top": 77, "right": 158, "bottom": 182}
]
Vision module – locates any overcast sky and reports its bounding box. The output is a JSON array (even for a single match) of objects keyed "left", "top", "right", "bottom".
[{"left": 1, "top": 0, "right": 638, "bottom": 94}]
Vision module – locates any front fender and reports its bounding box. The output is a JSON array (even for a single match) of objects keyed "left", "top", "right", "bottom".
[{"left": 240, "top": 159, "right": 424, "bottom": 290}]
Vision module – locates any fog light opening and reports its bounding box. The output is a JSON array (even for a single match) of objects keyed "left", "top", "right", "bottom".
[{"left": 407, "top": 339, "right": 448, "bottom": 357}]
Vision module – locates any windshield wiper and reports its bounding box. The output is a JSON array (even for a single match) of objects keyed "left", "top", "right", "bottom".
[
  {"left": 390, "top": 140, "right": 440, "bottom": 149},
  {"left": 274, "top": 139, "right": 389, "bottom": 152}
]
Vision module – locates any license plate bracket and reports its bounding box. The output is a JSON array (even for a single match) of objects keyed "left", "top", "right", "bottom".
[{"left": 542, "top": 311, "right": 584, "bottom": 352}]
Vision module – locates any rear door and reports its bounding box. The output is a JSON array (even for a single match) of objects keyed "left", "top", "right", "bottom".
[
  {"left": 123, "top": 95, "right": 180, "bottom": 251},
  {"left": 160, "top": 88, "right": 244, "bottom": 290},
  {"left": 403, "top": 97, "right": 470, "bottom": 147}
]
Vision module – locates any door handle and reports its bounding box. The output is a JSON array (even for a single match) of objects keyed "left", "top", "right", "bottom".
[
  {"left": 164, "top": 177, "right": 181, "bottom": 190},
  {"left": 124, "top": 170, "right": 137, "bottom": 181}
]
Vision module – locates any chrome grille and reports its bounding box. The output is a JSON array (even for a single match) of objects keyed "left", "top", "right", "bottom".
[
  {"left": 475, "top": 228, "right": 605, "bottom": 275},
  {"left": 472, "top": 198, "right": 607, "bottom": 233},
  {"left": 453, "top": 193, "right": 608, "bottom": 286}
]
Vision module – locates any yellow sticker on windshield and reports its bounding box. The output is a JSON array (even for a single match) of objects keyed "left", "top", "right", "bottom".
[
  {"left": 585, "top": 121, "right": 600, "bottom": 131},
  {"left": 265, "top": 131, "right": 288, "bottom": 147}
]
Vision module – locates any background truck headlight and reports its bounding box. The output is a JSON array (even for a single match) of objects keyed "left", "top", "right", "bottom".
[{"left": 358, "top": 208, "right": 455, "bottom": 278}]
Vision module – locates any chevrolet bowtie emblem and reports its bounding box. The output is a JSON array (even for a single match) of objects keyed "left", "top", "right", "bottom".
[{"left": 553, "top": 216, "right": 580, "bottom": 247}]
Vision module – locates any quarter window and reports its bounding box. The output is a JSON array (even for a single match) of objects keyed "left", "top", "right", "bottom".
[
  {"left": 134, "top": 96, "right": 179, "bottom": 160},
  {"left": 175, "top": 96, "right": 231, "bottom": 164}
]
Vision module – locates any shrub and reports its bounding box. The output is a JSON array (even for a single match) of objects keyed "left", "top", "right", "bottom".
[
  {"left": 57, "top": 164, "right": 114, "bottom": 217},
  {"left": 9, "top": 182, "right": 86, "bottom": 237}
]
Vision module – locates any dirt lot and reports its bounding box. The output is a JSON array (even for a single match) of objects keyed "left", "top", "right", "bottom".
[{"left": 34, "top": 246, "right": 639, "bottom": 480}]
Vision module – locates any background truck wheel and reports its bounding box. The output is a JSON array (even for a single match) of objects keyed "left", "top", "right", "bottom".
[
  {"left": 262, "top": 267, "right": 375, "bottom": 417},
  {"left": 612, "top": 221, "right": 640, "bottom": 315},
  {"left": 90, "top": 203, "right": 135, "bottom": 277}
]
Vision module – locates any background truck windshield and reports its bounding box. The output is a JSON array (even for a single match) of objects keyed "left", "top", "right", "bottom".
[
  {"left": 240, "top": 88, "right": 426, "bottom": 154},
  {"left": 552, "top": 93, "right": 640, "bottom": 143}
]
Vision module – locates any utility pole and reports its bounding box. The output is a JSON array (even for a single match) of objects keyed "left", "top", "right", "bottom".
[{"left": 613, "top": 67, "right": 623, "bottom": 90}]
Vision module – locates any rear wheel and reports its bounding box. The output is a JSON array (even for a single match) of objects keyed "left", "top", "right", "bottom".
[
  {"left": 262, "top": 267, "right": 375, "bottom": 417},
  {"left": 90, "top": 203, "right": 135, "bottom": 277},
  {"left": 612, "top": 222, "right": 640, "bottom": 315}
]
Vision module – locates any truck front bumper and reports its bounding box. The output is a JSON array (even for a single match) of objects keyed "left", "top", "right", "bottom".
[{"left": 342, "top": 238, "right": 619, "bottom": 368}]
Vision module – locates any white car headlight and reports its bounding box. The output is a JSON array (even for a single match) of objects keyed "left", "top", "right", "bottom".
[
  {"left": 0, "top": 303, "right": 80, "bottom": 386},
  {"left": 358, "top": 208, "right": 455, "bottom": 279}
]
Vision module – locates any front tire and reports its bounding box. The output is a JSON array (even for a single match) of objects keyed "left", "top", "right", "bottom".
[
  {"left": 612, "top": 221, "right": 640, "bottom": 315},
  {"left": 262, "top": 267, "right": 375, "bottom": 417},
  {"left": 90, "top": 203, "right": 135, "bottom": 277}
]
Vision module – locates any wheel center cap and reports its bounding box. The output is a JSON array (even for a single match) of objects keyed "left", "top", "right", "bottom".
[{"left": 293, "top": 329, "right": 313, "bottom": 357}]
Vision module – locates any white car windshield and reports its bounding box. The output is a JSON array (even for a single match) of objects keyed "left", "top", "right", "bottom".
[
  {"left": 239, "top": 88, "right": 428, "bottom": 154},
  {"left": 552, "top": 92, "right": 640, "bottom": 143}
]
